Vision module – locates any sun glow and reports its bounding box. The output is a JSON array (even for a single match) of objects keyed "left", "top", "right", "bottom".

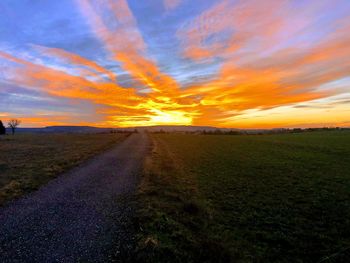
[
  {"left": 149, "top": 109, "right": 193, "bottom": 125},
  {"left": 106, "top": 108, "right": 193, "bottom": 127}
]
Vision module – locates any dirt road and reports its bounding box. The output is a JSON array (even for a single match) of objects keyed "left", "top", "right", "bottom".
[{"left": 0, "top": 133, "right": 150, "bottom": 262}]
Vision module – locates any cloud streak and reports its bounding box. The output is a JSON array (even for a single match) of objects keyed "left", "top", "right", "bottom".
[
  {"left": 33, "top": 45, "right": 117, "bottom": 82},
  {"left": 164, "top": 0, "right": 181, "bottom": 11}
]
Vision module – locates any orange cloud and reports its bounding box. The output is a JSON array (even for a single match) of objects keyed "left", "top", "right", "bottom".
[
  {"left": 33, "top": 45, "right": 117, "bottom": 82},
  {"left": 2, "top": 0, "right": 349, "bottom": 128},
  {"left": 75, "top": 0, "right": 179, "bottom": 95},
  {"left": 0, "top": 49, "right": 194, "bottom": 127},
  {"left": 175, "top": 0, "right": 350, "bottom": 127},
  {"left": 0, "top": 112, "right": 74, "bottom": 127}
]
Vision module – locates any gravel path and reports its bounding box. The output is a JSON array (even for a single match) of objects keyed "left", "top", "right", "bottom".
[{"left": 0, "top": 133, "right": 150, "bottom": 262}]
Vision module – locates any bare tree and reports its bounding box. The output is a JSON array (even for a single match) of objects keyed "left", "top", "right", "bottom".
[{"left": 8, "top": 119, "right": 21, "bottom": 135}]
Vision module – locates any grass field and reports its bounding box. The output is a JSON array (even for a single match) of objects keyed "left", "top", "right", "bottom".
[
  {"left": 135, "top": 131, "right": 350, "bottom": 263},
  {"left": 0, "top": 133, "right": 127, "bottom": 206}
]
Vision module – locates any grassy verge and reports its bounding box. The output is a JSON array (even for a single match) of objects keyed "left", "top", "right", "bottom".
[
  {"left": 134, "top": 131, "right": 350, "bottom": 263},
  {"left": 0, "top": 133, "right": 128, "bottom": 206}
]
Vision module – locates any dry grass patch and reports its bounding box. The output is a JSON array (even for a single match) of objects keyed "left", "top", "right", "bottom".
[{"left": 0, "top": 133, "right": 128, "bottom": 205}]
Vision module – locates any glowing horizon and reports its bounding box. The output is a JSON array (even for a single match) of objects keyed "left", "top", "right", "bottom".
[{"left": 1, "top": 0, "right": 350, "bottom": 128}]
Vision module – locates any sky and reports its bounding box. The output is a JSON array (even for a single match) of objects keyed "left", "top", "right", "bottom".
[{"left": 0, "top": 0, "right": 350, "bottom": 128}]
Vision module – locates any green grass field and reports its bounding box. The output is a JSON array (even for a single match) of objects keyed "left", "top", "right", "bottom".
[
  {"left": 136, "top": 131, "right": 350, "bottom": 263},
  {"left": 0, "top": 133, "right": 127, "bottom": 206}
]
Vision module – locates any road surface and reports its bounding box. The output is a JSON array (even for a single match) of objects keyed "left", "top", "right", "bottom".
[{"left": 0, "top": 133, "right": 150, "bottom": 262}]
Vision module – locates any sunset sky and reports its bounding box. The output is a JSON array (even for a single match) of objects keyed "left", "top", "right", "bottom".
[{"left": 1, "top": 0, "right": 350, "bottom": 128}]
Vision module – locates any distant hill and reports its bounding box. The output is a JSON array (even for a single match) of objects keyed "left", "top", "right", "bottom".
[
  {"left": 134, "top": 125, "right": 236, "bottom": 132},
  {"left": 40, "top": 126, "right": 111, "bottom": 133},
  {"left": 10, "top": 126, "right": 114, "bottom": 134},
  {"left": 8, "top": 125, "right": 348, "bottom": 134},
  {"left": 12, "top": 125, "right": 236, "bottom": 134}
]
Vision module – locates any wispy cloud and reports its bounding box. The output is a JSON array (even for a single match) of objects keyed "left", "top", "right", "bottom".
[
  {"left": 33, "top": 45, "right": 117, "bottom": 82},
  {"left": 163, "top": 0, "right": 181, "bottom": 11}
]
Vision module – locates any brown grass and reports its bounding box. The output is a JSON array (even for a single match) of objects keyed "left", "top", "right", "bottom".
[{"left": 0, "top": 133, "right": 128, "bottom": 206}]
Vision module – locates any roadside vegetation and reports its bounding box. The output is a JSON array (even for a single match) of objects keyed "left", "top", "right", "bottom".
[
  {"left": 0, "top": 133, "right": 128, "bottom": 206},
  {"left": 135, "top": 131, "right": 350, "bottom": 262}
]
